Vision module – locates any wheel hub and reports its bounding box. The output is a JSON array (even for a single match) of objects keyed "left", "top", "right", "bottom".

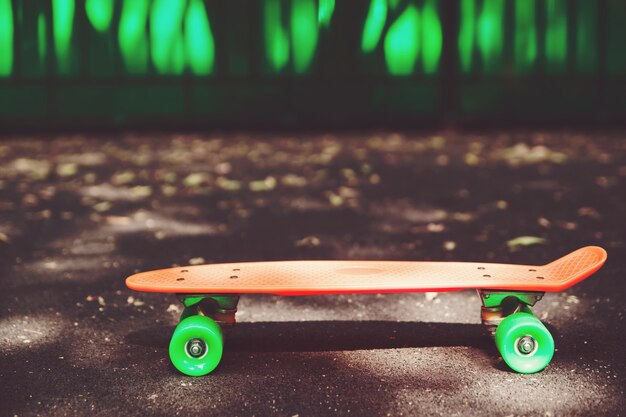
[
  {"left": 517, "top": 336, "right": 536, "bottom": 355},
  {"left": 186, "top": 338, "right": 207, "bottom": 358}
]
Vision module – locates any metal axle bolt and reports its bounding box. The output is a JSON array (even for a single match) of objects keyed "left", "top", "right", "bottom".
[
  {"left": 518, "top": 336, "right": 536, "bottom": 354},
  {"left": 187, "top": 339, "right": 205, "bottom": 357}
]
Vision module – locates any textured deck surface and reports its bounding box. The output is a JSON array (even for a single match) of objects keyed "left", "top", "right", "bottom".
[{"left": 127, "top": 246, "right": 606, "bottom": 294}]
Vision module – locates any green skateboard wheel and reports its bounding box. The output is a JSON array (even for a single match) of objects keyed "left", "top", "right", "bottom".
[
  {"left": 495, "top": 312, "right": 554, "bottom": 374},
  {"left": 169, "top": 315, "right": 223, "bottom": 376}
]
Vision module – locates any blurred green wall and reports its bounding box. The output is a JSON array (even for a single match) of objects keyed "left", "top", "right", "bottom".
[{"left": 0, "top": 0, "right": 625, "bottom": 128}]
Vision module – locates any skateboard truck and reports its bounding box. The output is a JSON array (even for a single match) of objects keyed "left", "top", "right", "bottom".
[
  {"left": 478, "top": 290, "right": 544, "bottom": 336},
  {"left": 177, "top": 294, "right": 240, "bottom": 327}
]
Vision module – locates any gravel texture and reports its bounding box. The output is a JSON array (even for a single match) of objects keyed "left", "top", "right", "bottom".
[{"left": 0, "top": 131, "right": 624, "bottom": 416}]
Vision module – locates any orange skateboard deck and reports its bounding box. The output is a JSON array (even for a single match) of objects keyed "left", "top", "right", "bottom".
[
  {"left": 125, "top": 246, "right": 606, "bottom": 376},
  {"left": 126, "top": 246, "right": 606, "bottom": 295}
]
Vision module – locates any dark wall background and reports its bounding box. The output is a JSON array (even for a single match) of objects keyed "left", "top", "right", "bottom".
[{"left": 0, "top": 0, "right": 625, "bottom": 129}]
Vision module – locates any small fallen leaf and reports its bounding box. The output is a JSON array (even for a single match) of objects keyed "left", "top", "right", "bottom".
[
  {"left": 189, "top": 257, "right": 205, "bottom": 265},
  {"left": 111, "top": 170, "right": 135, "bottom": 185},
  {"left": 56, "top": 163, "right": 78, "bottom": 177},
  {"left": 452, "top": 212, "right": 473, "bottom": 222},
  {"left": 217, "top": 177, "right": 242, "bottom": 191},
  {"left": 93, "top": 201, "right": 112, "bottom": 212},
  {"left": 496, "top": 200, "right": 508, "bottom": 210},
  {"left": 566, "top": 295, "right": 580, "bottom": 304},
  {"left": 214, "top": 162, "right": 232, "bottom": 175},
  {"left": 14, "top": 158, "right": 51, "bottom": 179},
  {"left": 295, "top": 236, "right": 321, "bottom": 248},
  {"left": 281, "top": 174, "right": 307, "bottom": 187},
  {"left": 443, "top": 241, "right": 456, "bottom": 251},
  {"left": 327, "top": 192, "right": 343, "bottom": 207},
  {"left": 130, "top": 185, "right": 152, "bottom": 199},
  {"left": 162, "top": 172, "right": 177, "bottom": 183},
  {"left": 464, "top": 153, "right": 480, "bottom": 166},
  {"left": 426, "top": 223, "right": 445, "bottom": 233},
  {"left": 507, "top": 236, "right": 548, "bottom": 251},
  {"left": 44, "top": 261, "right": 57, "bottom": 269},
  {"left": 249, "top": 176, "right": 276, "bottom": 192},
  {"left": 183, "top": 173, "right": 208, "bottom": 187},
  {"left": 166, "top": 304, "right": 180, "bottom": 313}
]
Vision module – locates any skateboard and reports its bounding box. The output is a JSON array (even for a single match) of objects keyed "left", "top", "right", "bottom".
[{"left": 126, "top": 246, "right": 606, "bottom": 376}]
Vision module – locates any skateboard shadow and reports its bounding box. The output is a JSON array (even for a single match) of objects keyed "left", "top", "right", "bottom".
[{"left": 126, "top": 321, "right": 490, "bottom": 353}]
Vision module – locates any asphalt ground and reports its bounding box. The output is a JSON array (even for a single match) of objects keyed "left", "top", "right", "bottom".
[{"left": 0, "top": 131, "right": 624, "bottom": 416}]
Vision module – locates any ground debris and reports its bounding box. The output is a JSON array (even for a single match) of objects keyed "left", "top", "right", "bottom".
[
  {"left": 295, "top": 236, "right": 321, "bottom": 248},
  {"left": 507, "top": 236, "right": 548, "bottom": 251},
  {"left": 56, "top": 163, "right": 78, "bottom": 177},
  {"left": 425, "top": 292, "right": 438, "bottom": 302},
  {"left": 281, "top": 174, "right": 308, "bottom": 187},
  {"left": 189, "top": 257, "right": 206, "bottom": 265},
  {"left": 183, "top": 173, "right": 209, "bottom": 188},
  {"left": 217, "top": 177, "right": 242, "bottom": 191},
  {"left": 111, "top": 170, "right": 136, "bottom": 185},
  {"left": 443, "top": 241, "right": 456, "bottom": 251},
  {"left": 166, "top": 304, "right": 180, "bottom": 313},
  {"left": 127, "top": 296, "right": 145, "bottom": 307},
  {"left": 129, "top": 185, "right": 152, "bottom": 199},
  {"left": 566, "top": 295, "right": 580, "bottom": 304},
  {"left": 577, "top": 207, "right": 601, "bottom": 219},
  {"left": 326, "top": 191, "right": 343, "bottom": 207},
  {"left": 426, "top": 223, "right": 445, "bottom": 233},
  {"left": 249, "top": 176, "right": 277, "bottom": 192},
  {"left": 92, "top": 201, "right": 112, "bottom": 212},
  {"left": 13, "top": 158, "right": 51, "bottom": 179},
  {"left": 491, "top": 143, "right": 567, "bottom": 166}
]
